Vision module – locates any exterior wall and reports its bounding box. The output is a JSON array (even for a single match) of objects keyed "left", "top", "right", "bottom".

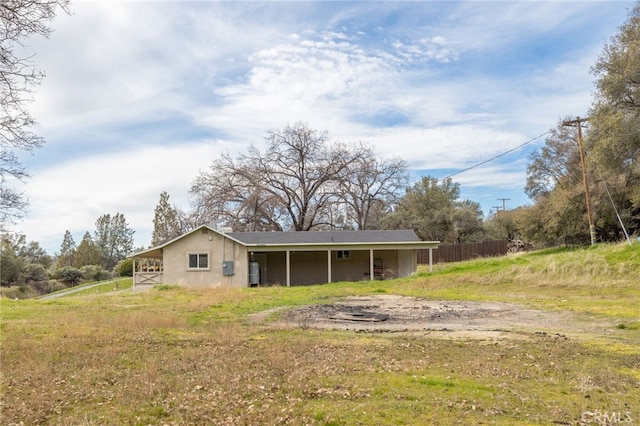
[
  {"left": 154, "top": 232, "right": 422, "bottom": 288},
  {"left": 397, "top": 249, "right": 417, "bottom": 277},
  {"left": 332, "top": 249, "right": 416, "bottom": 280},
  {"left": 248, "top": 248, "right": 417, "bottom": 285},
  {"left": 331, "top": 249, "right": 365, "bottom": 282},
  {"left": 290, "top": 251, "right": 328, "bottom": 285},
  {"left": 260, "top": 252, "right": 287, "bottom": 285},
  {"left": 162, "top": 229, "right": 248, "bottom": 288},
  {"left": 330, "top": 249, "right": 388, "bottom": 281},
  {"left": 370, "top": 250, "right": 398, "bottom": 280}
]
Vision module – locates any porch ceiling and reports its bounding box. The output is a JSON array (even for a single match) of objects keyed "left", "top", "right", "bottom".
[{"left": 131, "top": 247, "right": 163, "bottom": 259}]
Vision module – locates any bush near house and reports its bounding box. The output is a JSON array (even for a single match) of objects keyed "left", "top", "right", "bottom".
[{"left": 53, "top": 266, "right": 84, "bottom": 286}]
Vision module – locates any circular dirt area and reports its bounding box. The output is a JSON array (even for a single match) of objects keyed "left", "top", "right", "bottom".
[{"left": 262, "top": 295, "right": 590, "bottom": 337}]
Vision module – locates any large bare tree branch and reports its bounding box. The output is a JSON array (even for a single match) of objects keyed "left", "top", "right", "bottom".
[
  {"left": 190, "top": 122, "right": 400, "bottom": 232},
  {"left": 0, "top": 0, "right": 70, "bottom": 223}
]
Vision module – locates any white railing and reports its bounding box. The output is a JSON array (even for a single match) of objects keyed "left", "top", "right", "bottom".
[{"left": 134, "top": 272, "right": 164, "bottom": 286}]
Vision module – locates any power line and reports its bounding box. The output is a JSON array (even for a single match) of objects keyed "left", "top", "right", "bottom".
[
  {"left": 497, "top": 198, "right": 511, "bottom": 211},
  {"left": 562, "top": 117, "right": 596, "bottom": 245},
  {"left": 598, "top": 172, "right": 631, "bottom": 245},
  {"left": 443, "top": 131, "right": 550, "bottom": 180}
]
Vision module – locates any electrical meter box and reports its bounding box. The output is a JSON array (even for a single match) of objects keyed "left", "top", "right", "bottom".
[{"left": 222, "top": 261, "right": 234, "bottom": 276}]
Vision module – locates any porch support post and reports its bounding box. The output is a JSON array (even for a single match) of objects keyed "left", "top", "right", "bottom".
[
  {"left": 369, "top": 249, "right": 374, "bottom": 281},
  {"left": 327, "top": 250, "right": 332, "bottom": 283},
  {"left": 132, "top": 258, "right": 137, "bottom": 288},
  {"left": 286, "top": 250, "right": 291, "bottom": 287},
  {"left": 429, "top": 248, "right": 433, "bottom": 273}
]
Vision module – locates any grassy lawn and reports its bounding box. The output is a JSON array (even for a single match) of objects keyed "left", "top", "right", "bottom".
[
  {"left": 34, "top": 277, "right": 134, "bottom": 299},
  {"left": 0, "top": 278, "right": 133, "bottom": 300},
  {"left": 53, "top": 277, "right": 133, "bottom": 297},
  {"left": 1, "top": 243, "right": 639, "bottom": 425}
]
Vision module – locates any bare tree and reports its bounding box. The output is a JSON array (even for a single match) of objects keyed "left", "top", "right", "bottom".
[
  {"left": 252, "top": 123, "right": 368, "bottom": 231},
  {"left": 191, "top": 122, "right": 377, "bottom": 231},
  {"left": 1, "top": 0, "right": 70, "bottom": 222},
  {"left": 339, "top": 147, "right": 408, "bottom": 230},
  {"left": 190, "top": 154, "right": 287, "bottom": 232}
]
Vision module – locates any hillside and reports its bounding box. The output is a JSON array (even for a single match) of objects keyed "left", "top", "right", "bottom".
[{"left": 1, "top": 243, "right": 639, "bottom": 424}]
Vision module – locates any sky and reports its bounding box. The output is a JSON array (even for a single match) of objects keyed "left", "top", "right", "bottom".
[{"left": 7, "top": 0, "right": 635, "bottom": 254}]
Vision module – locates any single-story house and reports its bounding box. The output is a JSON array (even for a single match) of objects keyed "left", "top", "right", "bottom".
[{"left": 131, "top": 225, "right": 439, "bottom": 289}]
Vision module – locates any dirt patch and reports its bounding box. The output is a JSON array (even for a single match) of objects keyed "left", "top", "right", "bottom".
[{"left": 257, "top": 295, "right": 599, "bottom": 337}]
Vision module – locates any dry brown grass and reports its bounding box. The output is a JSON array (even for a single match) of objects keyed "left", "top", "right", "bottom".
[
  {"left": 2, "top": 297, "right": 639, "bottom": 425},
  {"left": 2, "top": 245, "right": 640, "bottom": 424}
]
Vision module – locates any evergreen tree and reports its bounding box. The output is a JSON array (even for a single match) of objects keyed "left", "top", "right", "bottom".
[
  {"left": 588, "top": 1, "right": 640, "bottom": 236},
  {"left": 524, "top": 120, "right": 591, "bottom": 244},
  {"left": 381, "top": 176, "right": 483, "bottom": 243},
  {"left": 151, "top": 191, "right": 186, "bottom": 246},
  {"left": 73, "top": 231, "right": 102, "bottom": 268},
  {"left": 0, "top": 239, "right": 21, "bottom": 285},
  {"left": 57, "top": 230, "right": 76, "bottom": 267},
  {"left": 93, "top": 213, "right": 135, "bottom": 270},
  {"left": 22, "top": 241, "right": 52, "bottom": 269},
  {"left": 521, "top": 5, "right": 640, "bottom": 244}
]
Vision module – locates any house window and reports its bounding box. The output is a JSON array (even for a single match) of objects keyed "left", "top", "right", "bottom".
[
  {"left": 187, "top": 253, "right": 209, "bottom": 269},
  {"left": 336, "top": 250, "right": 350, "bottom": 259}
]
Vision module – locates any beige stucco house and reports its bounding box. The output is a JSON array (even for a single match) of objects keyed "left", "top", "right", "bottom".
[{"left": 131, "top": 225, "right": 439, "bottom": 289}]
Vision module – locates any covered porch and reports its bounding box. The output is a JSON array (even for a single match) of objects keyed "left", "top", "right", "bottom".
[
  {"left": 132, "top": 247, "right": 164, "bottom": 288},
  {"left": 246, "top": 245, "right": 435, "bottom": 287}
]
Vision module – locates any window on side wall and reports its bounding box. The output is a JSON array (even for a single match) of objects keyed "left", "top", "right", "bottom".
[
  {"left": 187, "top": 253, "right": 209, "bottom": 270},
  {"left": 336, "top": 250, "right": 350, "bottom": 260}
]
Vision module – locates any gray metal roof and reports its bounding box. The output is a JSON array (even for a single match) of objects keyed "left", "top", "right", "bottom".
[{"left": 226, "top": 229, "right": 421, "bottom": 245}]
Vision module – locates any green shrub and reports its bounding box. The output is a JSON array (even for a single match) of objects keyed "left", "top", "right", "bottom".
[
  {"left": 22, "top": 263, "right": 48, "bottom": 283},
  {"left": 54, "top": 267, "right": 84, "bottom": 286},
  {"left": 80, "top": 265, "right": 112, "bottom": 281},
  {"left": 31, "top": 280, "right": 57, "bottom": 295},
  {"left": 114, "top": 258, "right": 133, "bottom": 277}
]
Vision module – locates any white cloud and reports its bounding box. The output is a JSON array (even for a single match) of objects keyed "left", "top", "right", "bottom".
[
  {"left": 202, "top": 27, "right": 463, "bottom": 143},
  {"left": 7, "top": 0, "right": 634, "bottom": 253},
  {"left": 14, "top": 141, "right": 222, "bottom": 253},
  {"left": 30, "top": 2, "right": 278, "bottom": 140},
  {"left": 359, "top": 125, "right": 525, "bottom": 170},
  {"left": 453, "top": 161, "right": 529, "bottom": 190}
]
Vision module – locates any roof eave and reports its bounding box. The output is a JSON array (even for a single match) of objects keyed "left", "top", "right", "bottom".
[
  {"left": 130, "top": 224, "right": 248, "bottom": 259},
  {"left": 244, "top": 241, "right": 440, "bottom": 251}
]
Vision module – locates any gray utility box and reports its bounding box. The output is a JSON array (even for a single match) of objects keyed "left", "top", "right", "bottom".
[
  {"left": 222, "top": 261, "right": 235, "bottom": 276},
  {"left": 249, "top": 261, "right": 260, "bottom": 286}
]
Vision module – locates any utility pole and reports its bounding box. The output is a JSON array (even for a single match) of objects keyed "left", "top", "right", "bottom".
[
  {"left": 562, "top": 117, "right": 596, "bottom": 245},
  {"left": 497, "top": 198, "right": 510, "bottom": 212}
]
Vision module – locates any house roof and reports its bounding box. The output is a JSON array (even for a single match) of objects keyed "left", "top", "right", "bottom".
[
  {"left": 226, "top": 229, "right": 421, "bottom": 245},
  {"left": 131, "top": 225, "right": 438, "bottom": 259}
]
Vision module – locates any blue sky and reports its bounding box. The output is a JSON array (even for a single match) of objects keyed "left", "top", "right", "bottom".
[{"left": 10, "top": 0, "right": 634, "bottom": 254}]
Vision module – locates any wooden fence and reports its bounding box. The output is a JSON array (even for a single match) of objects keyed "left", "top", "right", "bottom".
[{"left": 418, "top": 240, "right": 509, "bottom": 264}]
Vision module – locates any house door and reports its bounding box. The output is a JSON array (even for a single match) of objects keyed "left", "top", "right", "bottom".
[{"left": 252, "top": 253, "right": 268, "bottom": 285}]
